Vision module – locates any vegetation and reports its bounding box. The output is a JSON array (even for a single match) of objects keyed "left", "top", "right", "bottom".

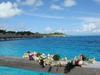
[
  {"left": 0, "top": 29, "right": 66, "bottom": 41},
  {"left": 16, "top": 31, "right": 33, "bottom": 35},
  {"left": 37, "top": 52, "right": 42, "bottom": 57},
  {"left": 0, "top": 29, "right": 43, "bottom": 40},
  {"left": 0, "top": 30, "right": 6, "bottom": 34},
  {"left": 49, "top": 32, "right": 64, "bottom": 35},
  {"left": 6, "top": 31, "right": 16, "bottom": 34},
  {"left": 46, "top": 32, "right": 66, "bottom": 37},
  {"left": 53, "top": 54, "right": 61, "bottom": 61}
]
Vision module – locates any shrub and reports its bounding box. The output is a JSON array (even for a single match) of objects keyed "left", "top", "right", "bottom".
[
  {"left": 53, "top": 54, "right": 61, "bottom": 61},
  {"left": 37, "top": 52, "right": 42, "bottom": 57}
]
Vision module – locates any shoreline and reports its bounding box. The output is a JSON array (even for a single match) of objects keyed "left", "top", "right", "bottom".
[
  {"left": 0, "top": 37, "right": 39, "bottom": 41},
  {"left": 0, "top": 36, "right": 65, "bottom": 42},
  {"left": 0, "top": 30, "right": 66, "bottom": 42},
  {"left": 0, "top": 56, "right": 100, "bottom": 75}
]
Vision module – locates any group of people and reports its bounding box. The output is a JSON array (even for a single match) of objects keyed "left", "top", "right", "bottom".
[
  {"left": 23, "top": 51, "right": 54, "bottom": 67},
  {"left": 64, "top": 54, "right": 96, "bottom": 73},
  {"left": 23, "top": 51, "right": 46, "bottom": 61},
  {"left": 23, "top": 51, "right": 96, "bottom": 73}
]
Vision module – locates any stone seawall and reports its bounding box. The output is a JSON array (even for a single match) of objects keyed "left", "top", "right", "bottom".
[{"left": 0, "top": 57, "right": 100, "bottom": 75}]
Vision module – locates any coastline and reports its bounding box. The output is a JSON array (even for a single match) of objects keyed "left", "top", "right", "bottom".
[
  {"left": 0, "top": 35, "right": 65, "bottom": 41},
  {"left": 0, "top": 57, "right": 100, "bottom": 75},
  {"left": 0, "top": 30, "right": 66, "bottom": 41},
  {"left": 0, "top": 37, "right": 39, "bottom": 41},
  {"left": 0, "top": 34, "right": 43, "bottom": 41}
]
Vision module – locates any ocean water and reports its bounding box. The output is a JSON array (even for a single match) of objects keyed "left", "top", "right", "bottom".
[{"left": 0, "top": 36, "right": 100, "bottom": 75}]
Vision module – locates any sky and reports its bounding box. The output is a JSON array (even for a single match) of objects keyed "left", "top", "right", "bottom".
[{"left": 0, "top": 0, "right": 100, "bottom": 35}]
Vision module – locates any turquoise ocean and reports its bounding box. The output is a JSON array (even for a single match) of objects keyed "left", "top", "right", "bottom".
[{"left": 0, "top": 36, "right": 100, "bottom": 75}]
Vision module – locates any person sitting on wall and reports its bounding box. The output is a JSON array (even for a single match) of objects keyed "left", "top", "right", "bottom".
[
  {"left": 28, "top": 51, "right": 34, "bottom": 61},
  {"left": 23, "top": 51, "right": 31, "bottom": 59},
  {"left": 39, "top": 59, "right": 45, "bottom": 68},
  {"left": 74, "top": 54, "right": 85, "bottom": 67},
  {"left": 64, "top": 61, "right": 75, "bottom": 73},
  {"left": 80, "top": 54, "right": 87, "bottom": 61}
]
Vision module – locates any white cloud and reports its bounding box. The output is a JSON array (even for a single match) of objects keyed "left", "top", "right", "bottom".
[
  {"left": 45, "top": 27, "right": 53, "bottom": 33},
  {"left": 76, "top": 16, "right": 100, "bottom": 32},
  {"left": 76, "top": 22, "right": 100, "bottom": 33},
  {"left": 64, "top": 0, "right": 76, "bottom": 7},
  {"left": 50, "top": 0, "right": 77, "bottom": 11},
  {"left": 35, "top": 0, "right": 43, "bottom": 7},
  {"left": 56, "top": 27, "right": 66, "bottom": 33},
  {"left": 45, "top": 27, "right": 66, "bottom": 33},
  {"left": 50, "top": 4, "right": 63, "bottom": 10},
  {"left": 0, "top": 2, "right": 22, "bottom": 18},
  {"left": 94, "top": 0, "right": 100, "bottom": 3},
  {"left": 82, "top": 23, "right": 96, "bottom": 32},
  {"left": 0, "top": 24, "right": 6, "bottom": 30},
  {"left": 17, "top": 0, "right": 43, "bottom": 6},
  {"left": 76, "top": 16, "right": 100, "bottom": 22},
  {"left": 70, "top": 16, "right": 100, "bottom": 34}
]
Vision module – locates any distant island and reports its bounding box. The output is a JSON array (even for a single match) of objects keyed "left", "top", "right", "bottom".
[
  {"left": 0, "top": 30, "right": 66, "bottom": 41},
  {"left": 43, "top": 32, "right": 66, "bottom": 38}
]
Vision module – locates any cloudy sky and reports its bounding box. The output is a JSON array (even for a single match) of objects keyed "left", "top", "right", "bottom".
[{"left": 0, "top": 0, "right": 100, "bottom": 35}]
